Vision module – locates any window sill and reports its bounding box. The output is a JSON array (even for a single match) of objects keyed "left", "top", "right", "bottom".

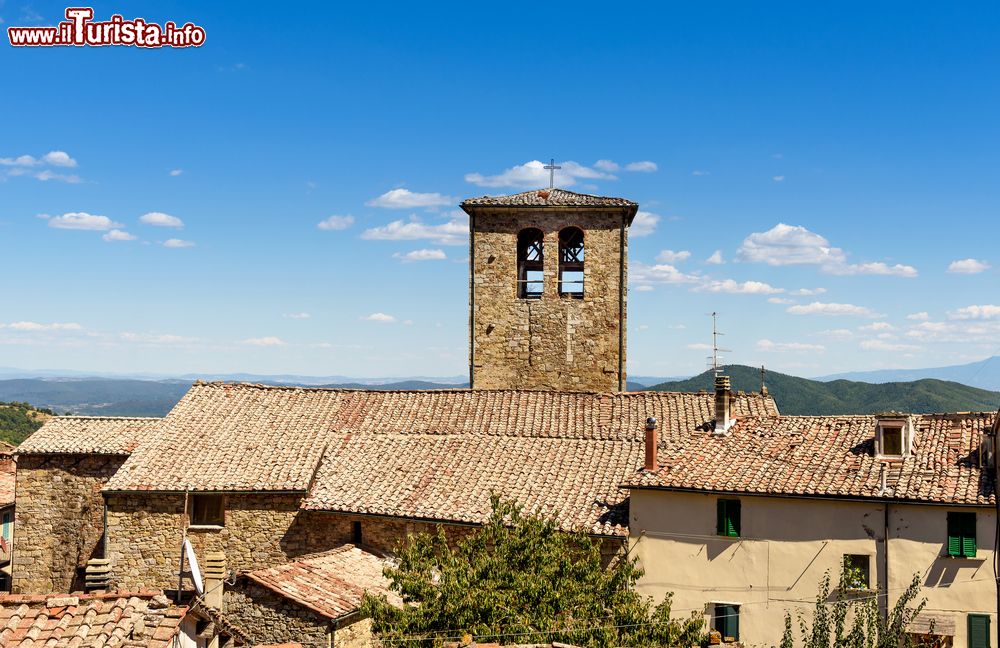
[{"left": 187, "top": 524, "right": 224, "bottom": 532}]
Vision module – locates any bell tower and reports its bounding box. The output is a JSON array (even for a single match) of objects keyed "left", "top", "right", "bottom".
[{"left": 461, "top": 188, "right": 637, "bottom": 392}]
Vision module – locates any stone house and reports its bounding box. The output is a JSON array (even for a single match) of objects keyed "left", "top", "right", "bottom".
[
  {"left": 627, "top": 383, "right": 997, "bottom": 648},
  {"left": 0, "top": 442, "right": 15, "bottom": 591}
]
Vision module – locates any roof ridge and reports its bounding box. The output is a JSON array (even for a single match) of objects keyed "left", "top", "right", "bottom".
[{"left": 47, "top": 415, "right": 163, "bottom": 421}]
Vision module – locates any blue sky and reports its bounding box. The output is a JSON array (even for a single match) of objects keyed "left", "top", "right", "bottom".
[{"left": 1, "top": 1, "right": 998, "bottom": 379}]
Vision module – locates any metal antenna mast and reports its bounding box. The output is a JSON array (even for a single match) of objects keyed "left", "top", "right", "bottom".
[{"left": 707, "top": 311, "right": 731, "bottom": 377}]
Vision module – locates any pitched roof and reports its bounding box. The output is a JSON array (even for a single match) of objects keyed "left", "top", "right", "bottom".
[
  {"left": 461, "top": 188, "right": 637, "bottom": 212},
  {"left": 98, "top": 382, "right": 776, "bottom": 533},
  {"left": 16, "top": 416, "right": 161, "bottom": 456},
  {"left": 628, "top": 412, "right": 997, "bottom": 506},
  {"left": 0, "top": 458, "right": 14, "bottom": 508},
  {"left": 0, "top": 590, "right": 186, "bottom": 647},
  {"left": 241, "top": 545, "right": 398, "bottom": 620}
]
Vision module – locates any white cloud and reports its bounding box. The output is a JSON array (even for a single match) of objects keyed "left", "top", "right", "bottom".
[
  {"left": 594, "top": 160, "right": 619, "bottom": 172},
  {"left": 907, "top": 311, "right": 930, "bottom": 321},
  {"left": 42, "top": 150, "right": 77, "bottom": 167},
  {"left": 947, "top": 258, "right": 991, "bottom": 274},
  {"left": 757, "top": 339, "right": 825, "bottom": 353},
  {"left": 393, "top": 249, "right": 447, "bottom": 262},
  {"left": 905, "top": 319, "right": 1000, "bottom": 343},
  {"left": 163, "top": 239, "right": 195, "bottom": 248},
  {"left": 140, "top": 212, "right": 184, "bottom": 228},
  {"left": 242, "top": 336, "right": 286, "bottom": 346},
  {"left": 692, "top": 170, "right": 710, "bottom": 176},
  {"left": 655, "top": 249, "right": 691, "bottom": 264},
  {"left": 817, "top": 328, "right": 854, "bottom": 340},
  {"left": 768, "top": 297, "right": 793, "bottom": 304},
  {"left": 361, "top": 312, "right": 396, "bottom": 323},
  {"left": 0, "top": 155, "right": 38, "bottom": 166},
  {"left": 772, "top": 175, "right": 785, "bottom": 182},
  {"left": 859, "top": 322, "right": 895, "bottom": 332},
  {"left": 630, "top": 211, "right": 659, "bottom": 237},
  {"left": 48, "top": 212, "right": 121, "bottom": 231},
  {"left": 121, "top": 332, "right": 196, "bottom": 345},
  {"left": 317, "top": 215, "right": 355, "bottom": 231},
  {"left": 361, "top": 216, "right": 467, "bottom": 246},
  {"left": 464, "top": 160, "right": 615, "bottom": 188},
  {"left": 169, "top": 169, "right": 183, "bottom": 177},
  {"left": 705, "top": 250, "right": 724, "bottom": 265},
  {"left": 949, "top": 304, "right": 1000, "bottom": 320},
  {"left": 624, "top": 161, "right": 657, "bottom": 172},
  {"left": 791, "top": 287, "right": 827, "bottom": 296},
  {"left": 283, "top": 313, "right": 311, "bottom": 320},
  {"left": 786, "top": 302, "right": 882, "bottom": 318},
  {"left": 695, "top": 279, "right": 783, "bottom": 294},
  {"left": 34, "top": 170, "right": 82, "bottom": 183},
  {"left": 737, "top": 223, "right": 917, "bottom": 277},
  {"left": 859, "top": 339, "right": 920, "bottom": 352},
  {"left": 366, "top": 188, "right": 456, "bottom": 209},
  {"left": 2, "top": 321, "right": 82, "bottom": 331},
  {"left": 633, "top": 285, "right": 654, "bottom": 292},
  {"left": 102, "top": 229, "right": 136, "bottom": 242},
  {"left": 629, "top": 262, "right": 702, "bottom": 289}
]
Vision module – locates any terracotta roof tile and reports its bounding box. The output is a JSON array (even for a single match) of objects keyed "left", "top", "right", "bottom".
[
  {"left": 628, "top": 412, "right": 997, "bottom": 505},
  {"left": 0, "top": 590, "right": 185, "bottom": 647},
  {"left": 461, "top": 188, "right": 637, "bottom": 210},
  {"left": 241, "top": 545, "right": 398, "bottom": 620},
  {"left": 0, "top": 458, "right": 14, "bottom": 507},
  {"left": 17, "top": 417, "right": 161, "bottom": 456}
]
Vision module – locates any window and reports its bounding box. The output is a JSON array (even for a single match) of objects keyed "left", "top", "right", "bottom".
[
  {"left": 842, "top": 554, "right": 871, "bottom": 589},
  {"left": 558, "top": 227, "right": 584, "bottom": 298},
  {"left": 881, "top": 425, "right": 903, "bottom": 456},
  {"left": 712, "top": 604, "right": 740, "bottom": 642},
  {"left": 968, "top": 614, "right": 990, "bottom": 648},
  {"left": 517, "top": 228, "right": 544, "bottom": 299},
  {"left": 947, "top": 512, "right": 976, "bottom": 558},
  {"left": 716, "top": 499, "right": 741, "bottom": 537},
  {"left": 190, "top": 494, "right": 225, "bottom": 527},
  {"left": 1, "top": 511, "right": 9, "bottom": 542},
  {"left": 352, "top": 520, "right": 363, "bottom": 545}
]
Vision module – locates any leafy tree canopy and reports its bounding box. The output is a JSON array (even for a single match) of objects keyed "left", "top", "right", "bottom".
[{"left": 361, "top": 497, "right": 704, "bottom": 647}]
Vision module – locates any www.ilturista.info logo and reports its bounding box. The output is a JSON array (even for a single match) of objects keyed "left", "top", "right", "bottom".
[{"left": 7, "top": 7, "right": 206, "bottom": 48}]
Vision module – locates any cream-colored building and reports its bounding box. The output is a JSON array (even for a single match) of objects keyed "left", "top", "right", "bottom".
[{"left": 628, "top": 388, "right": 997, "bottom": 648}]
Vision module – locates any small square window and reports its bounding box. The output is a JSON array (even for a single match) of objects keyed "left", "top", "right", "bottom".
[
  {"left": 842, "top": 554, "right": 870, "bottom": 589},
  {"left": 190, "top": 494, "right": 224, "bottom": 527},
  {"left": 712, "top": 603, "right": 740, "bottom": 642},
  {"left": 716, "top": 499, "right": 741, "bottom": 537},
  {"left": 947, "top": 512, "right": 976, "bottom": 558}
]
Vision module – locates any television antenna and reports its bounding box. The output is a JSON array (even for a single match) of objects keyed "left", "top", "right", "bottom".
[{"left": 705, "top": 311, "right": 731, "bottom": 377}]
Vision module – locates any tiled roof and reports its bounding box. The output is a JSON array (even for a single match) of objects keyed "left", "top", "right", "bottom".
[
  {"left": 0, "top": 590, "right": 186, "bottom": 647},
  {"left": 241, "top": 545, "right": 398, "bottom": 620},
  {"left": 16, "top": 416, "right": 161, "bottom": 456},
  {"left": 628, "top": 412, "right": 997, "bottom": 505},
  {"left": 102, "top": 382, "right": 776, "bottom": 534},
  {"left": 0, "top": 458, "right": 14, "bottom": 508},
  {"left": 461, "top": 188, "right": 637, "bottom": 209}
]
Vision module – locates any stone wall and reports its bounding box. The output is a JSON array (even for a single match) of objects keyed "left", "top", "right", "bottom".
[
  {"left": 470, "top": 210, "right": 628, "bottom": 393},
  {"left": 104, "top": 493, "right": 479, "bottom": 590},
  {"left": 12, "top": 454, "right": 126, "bottom": 593},
  {"left": 224, "top": 581, "right": 330, "bottom": 648}
]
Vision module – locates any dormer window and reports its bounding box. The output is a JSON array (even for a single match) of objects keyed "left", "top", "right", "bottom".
[{"left": 875, "top": 416, "right": 912, "bottom": 458}]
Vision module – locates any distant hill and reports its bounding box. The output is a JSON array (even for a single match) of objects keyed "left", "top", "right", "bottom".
[
  {"left": 816, "top": 356, "right": 1000, "bottom": 391},
  {"left": 649, "top": 365, "right": 1000, "bottom": 416},
  {"left": 0, "top": 401, "right": 54, "bottom": 445}
]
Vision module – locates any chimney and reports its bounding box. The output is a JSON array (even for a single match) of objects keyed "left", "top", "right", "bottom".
[
  {"left": 203, "top": 551, "right": 226, "bottom": 609},
  {"left": 714, "top": 375, "right": 732, "bottom": 433},
  {"left": 644, "top": 417, "right": 658, "bottom": 471}
]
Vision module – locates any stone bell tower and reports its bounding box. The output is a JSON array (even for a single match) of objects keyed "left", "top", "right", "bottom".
[{"left": 460, "top": 187, "right": 637, "bottom": 392}]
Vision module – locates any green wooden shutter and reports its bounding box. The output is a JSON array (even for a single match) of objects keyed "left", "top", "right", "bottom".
[
  {"left": 968, "top": 614, "right": 989, "bottom": 648},
  {"left": 729, "top": 500, "right": 741, "bottom": 537},
  {"left": 947, "top": 533, "right": 962, "bottom": 557}
]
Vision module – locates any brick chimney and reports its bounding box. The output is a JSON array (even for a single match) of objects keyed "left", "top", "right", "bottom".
[
  {"left": 203, "top": 551, "right": 226, "bottom": 609},
  {"left": 644, "top": 417, "right": 658, "bottom": 471},
  {"left": 714, "top": 375, "right": 732, "bottom": 433}
]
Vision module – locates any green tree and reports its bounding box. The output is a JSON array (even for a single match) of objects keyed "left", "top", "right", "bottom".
[
  {"left": 781, "top": 567, "right": 928, "bottom": 648},
  {"left": 360, "top": 497, "right": 705, "bottom": 647}
]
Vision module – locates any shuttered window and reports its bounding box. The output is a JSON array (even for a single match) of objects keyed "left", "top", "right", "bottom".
[
  {"left": 717, "top": 499, "right": 741, "bottom": 537},
  {"left": 968, "top": 614, "right": 989, "bottom": 648},
  {"left": 946, "top": 512, "right": 976, "bottom": 558},
  {"left": 713, "top": 604, "right": 740, "bottom": 642},
  {"left": 191, "top": 494, "right": 225, "bottom": 527}
]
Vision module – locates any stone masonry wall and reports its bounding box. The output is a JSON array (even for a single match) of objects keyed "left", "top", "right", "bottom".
[
  {"left": 104, "top": 493, "right": 479, "bottom": 591},
  {"left": 471, "top": 210, "right": 628, "bottom": 392},
  {"left": 224, "top": 581, "right": 330, "bottom": 648},
  {"left": 12, "top": 454, "right": 126, "bottom": 593}
]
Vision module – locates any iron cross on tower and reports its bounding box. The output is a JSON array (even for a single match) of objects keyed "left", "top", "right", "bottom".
[{"left": 543, "top": 158, "right": 561, "bottom": 189}]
